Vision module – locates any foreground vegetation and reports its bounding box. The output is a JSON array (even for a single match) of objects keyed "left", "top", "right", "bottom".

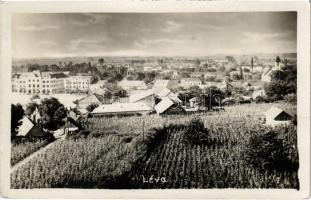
[
  {"left": 11, "top": 139, "right": 50, "bottom": 166},
  {"left": 11, "top": 103, "right": 298, "bottom": 189}
]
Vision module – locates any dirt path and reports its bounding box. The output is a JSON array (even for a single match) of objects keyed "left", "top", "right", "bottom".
[{"left": 11, "top": 139, "right": 60, "bottom": 173}]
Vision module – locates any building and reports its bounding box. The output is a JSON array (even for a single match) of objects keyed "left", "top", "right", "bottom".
[
  {"left": 265, "top": 106, "right": 292, "bottom": 126},
  {"left": 252, "top": 89, "right": 266, "bottom": 99},
  {"left": 179, "top": 78, "right": 202, "bottom": 89},
  {"left": 156, "top": 88, "right": 182, "bottom": 104},
  {"left": 190, "top": 72, "right": 204, "bottom": 78},
  {"left": 92, "top": 102, "right": 153, "bottom": 116},
  {"left": 118, "top": 79, "right": 147, "bottom": 91},
  {"left": 129, "top": 89, "right": 155, "bottom": 108},
  {"left": 41, "top": 72, "right": 67, "bottom": 94},
  {"left": 76, "top": 93, "right": 105, "bottom": 111},
  {"left": 204, "top": 72, "right": 217, "bottom": 80},
  {"left": 12, "top": 71, "right": 67, "bottom": 94},
  {"left": 89, "top": 80, "right": 107, "bottom": 93},
  {"left": 189, "top": 97, "right": 199, "bottom": 108},
  {"left": 171, "top": 71, "right": 179, "bottom": 80},
  {"left": 17, "top": 117, "right": 46, "bottom": 138},
  {"left": 64, "top": 75, "right": 92, "bottom": 93},
  {"left": 12, "top": 70, "right": 41, "bottom": 94},
  {"left": 154, "top": 97, "right": 185, "bottom": 115},
  {"left": 152, "top": 79, "right": 178, "bottom": 94}
]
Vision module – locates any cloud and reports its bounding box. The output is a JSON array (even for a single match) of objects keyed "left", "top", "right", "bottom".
[
  {"left": 67, "top": 37, "right": 108, "bottom": 50},
  {"left": 243, "top": 31, "right": 283, "bottom": 40},
  {"left": 241, "top": 31, "right": 292, "bottom": 45},
  {"left": 69, "top": 13, "right": 110, "bottom": 26},
  {"left": 14, "top": 24, "right": 59, "bottom": 31},
  {"left": 37, "top": 40, "right": 58, "bottom": 46},
  {"left": 134, "top": 38, "right": 181, "bottom": 48},
  {"left": 161, "top": 20, "right": 183, "bottom": 33}
]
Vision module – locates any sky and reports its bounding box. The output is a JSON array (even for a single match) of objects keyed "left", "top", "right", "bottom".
[{"left": 12, "top": 12, "right": 297, "bottom": 59}]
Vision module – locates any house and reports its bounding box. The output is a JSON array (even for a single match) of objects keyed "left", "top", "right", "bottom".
[
  {"left": 265, "top": 106, "right": 292, "bottom": 126},
  {"left": 204, "top": 72, "right": 217, "bottom": 80},
  {"left": 179, "top": 78, "right": 202, "bottom": 89},
  {"left": 171, "top": 71, "right": 179, "bottom": 79},
  {"left": 89, "top": 80, "right": 107, "bottom": 93},
  {"left": 252, "top": 89, "right": 266, "bottom": 99},
  {"left": 157, "top": 88, "right": 172, "bottom": 98},
  {"left": 129, "top": 89, "right": 155, "bottom": 108},
  {"left": 156, "top": 88, "right": 182, "bottom": 104},
  {"left": 261, "top": 68, "right": 273, "bottom": 82},
  {"left": 64, "top": 117, "right": 80, "bottom": 134},
  {"left": 118, "top": 79, "right": 147, "bottom": 91},
  {"left": 64, "top": 75, "right": 92, "bottom": 93},
  {"left": 92, "top": 102, "right": 153, "bottom": 116},
  {"left": 152, "top": 79, "right": 178, "bottom": 94},
  {"left": 17, "top": 117, "right": 46, "bottom": 138},
  {"left": 154, "top": 97, "right": 185, "bottom": 115},
  {"left": 190, "top": 72, "right": 204, "bottom": 78},
  {"left": 189, "top": 97, "right": 199, "bottom": 108},
  {"left": 76, "top": 93, "right": 105, "bottom": 110}
]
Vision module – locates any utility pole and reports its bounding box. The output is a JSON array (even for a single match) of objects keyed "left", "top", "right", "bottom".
[
  {"left": 142, "top": 120, "right": 145, "bottom": 142},
  {"left": 209, "top": 88, "right": 212, "bottom": 111}
]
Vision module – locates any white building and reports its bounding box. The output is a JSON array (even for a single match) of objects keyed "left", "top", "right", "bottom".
[
  {"left": 12, "top": 70, "right": 67, "bottom": 94},
  {"left": 118, "top": 79, "right": 147, "bottom": 91},
  {"left": 41, "top": 72, "right": 67, "bottom": 94},
  {"left": 179, "top": 78, "right": 202, "bottom": 89},
  {"left": 64, "top": 75, "right": 92, "bottom": 93}
]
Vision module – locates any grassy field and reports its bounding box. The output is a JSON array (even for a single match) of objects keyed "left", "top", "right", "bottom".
[
  {"left": 11, "top": 139, "right": 50, "bottom": 166},
  {"left": 10, "top": 102, "right": 298, "bottom": 189}
]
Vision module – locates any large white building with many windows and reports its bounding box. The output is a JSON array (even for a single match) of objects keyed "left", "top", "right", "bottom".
[
  {"left": 11, "top": 70, "right": 77, "bottom": 94},
  {"left": 64, "top": 75, "right": 92, "bottom": 93}
]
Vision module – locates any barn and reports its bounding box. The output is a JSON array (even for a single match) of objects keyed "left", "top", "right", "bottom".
[
  {"left": 155, "top": 97, "right": 185, "bottom": 115},
  {"left": 17, "top": 117, "right": 46, "bottom": 138},
  {"left": 265, "top": 106, "right": 292, "bottom": 126},
  {"left": 92, "top": 102, "right": 153, "bottom": 116}
]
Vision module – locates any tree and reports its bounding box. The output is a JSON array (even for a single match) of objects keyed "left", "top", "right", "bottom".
[
  {"left": 243, "top": 68, "right": 250, "bottom": 73},
  {"left": 25, "top": 102, "right": 38, "bottom": 116},
  {"left": 11, "top": 104, "right": 24, "bottom": 138},
  {"left": 86, "top": 103, "right": 99, "bottom": 112},
  {"left": 218, "top": 66, "right": 226, "bottom": 72},
  {"left": 276, "top": 56, "right": 281, "bottom": 64},
  {"left": 38, "top": 98, "right": 66, "bottom": 131},
  {"left": 98, "top": 58, "right": 105, "bottom": 65},
  {"left": 264, "top": 65, "right": 297, "bottom": 99}
]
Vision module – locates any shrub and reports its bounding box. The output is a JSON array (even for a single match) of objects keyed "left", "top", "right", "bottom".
[
  {"left": 284, "top": 93, "right": 297, "bottom": 103},
  {"left": 185, "top": 118, "right": 209, "bottom": 144},
  {"left": 255, "top": 96, "right": 264, "bottom": 103},
  {"left": 86, "top": 103, "right": 99, "bottom": 112},
  {"left": 245, "top": 128, "right": 298, "bottom": 171}
]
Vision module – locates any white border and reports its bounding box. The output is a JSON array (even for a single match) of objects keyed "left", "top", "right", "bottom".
[{"left": 0, "top": 1, "right": 310, "bottom": 199}]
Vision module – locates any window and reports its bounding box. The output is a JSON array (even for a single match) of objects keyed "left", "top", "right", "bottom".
[
  {"left": 37, "top": 84, "right": 39, "bottom": 87},
  {"left": 29, "top": 84, "right": 31, "bottom": 87},
  {"left": 43, "top": 81, "right": 45, "bottom": 83}
]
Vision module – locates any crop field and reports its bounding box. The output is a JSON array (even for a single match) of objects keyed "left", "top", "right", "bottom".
[
  {"left": 11, "top": 139, "right": 50, "bottom": 166},
  {"left": 127, "top": 119, "right": 298, "bottom": 189},
  {"left": 10, "top": 102, "right": 298, "bottom": 189}
]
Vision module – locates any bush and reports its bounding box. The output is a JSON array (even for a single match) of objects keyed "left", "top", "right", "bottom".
[
  {"left": 245, "top": 128, "right": 298, "bottom": 171},
  {"left": 86, "top": 103, "right": 99, "bottom": 112},
  {"left": 185, "top": 118, "right": 209, "bottom": 144},
  {"left": 255, "top": 96, "right": 264, "bottom": 103},
  {"left": 284, "top": 93, "right": 297, "bottom": 103}
]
